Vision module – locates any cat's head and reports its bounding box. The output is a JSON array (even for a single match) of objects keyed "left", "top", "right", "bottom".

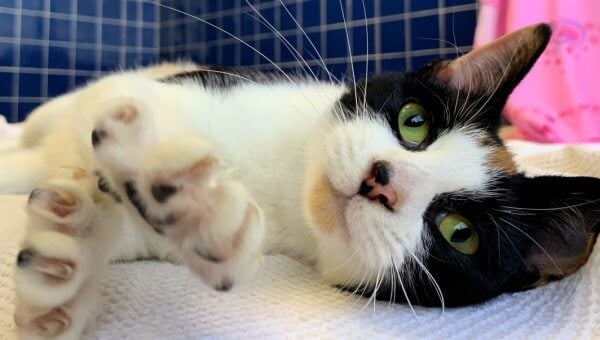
[{"left": 303, "top": 23, "right": 600, "bottom": 306}]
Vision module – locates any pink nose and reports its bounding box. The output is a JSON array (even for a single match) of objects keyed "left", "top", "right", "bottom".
[{"left": 358, "top": 161, "right": 398, "bottom": 208}]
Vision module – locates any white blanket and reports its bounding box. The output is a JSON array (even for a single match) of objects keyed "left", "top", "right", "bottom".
[{"left": 1, "top": 140, "right": 599, "bottom": 339}]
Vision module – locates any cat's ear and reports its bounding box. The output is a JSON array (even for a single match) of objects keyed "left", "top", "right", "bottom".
[
  {"left": 435, "top": 23, "right": 551, "bottom": 97},
  {"left": 499, "top": 175, "right": 600, "bottom": 291}
]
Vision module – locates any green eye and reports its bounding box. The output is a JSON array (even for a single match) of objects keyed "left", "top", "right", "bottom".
[
  {"left": 397, "top": 102, "right": 430, "bottom": 145},
  {"left": 438, "top": 213, "right": 479, "bottom": 255}
]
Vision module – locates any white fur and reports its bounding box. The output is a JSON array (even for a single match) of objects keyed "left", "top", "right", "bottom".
[{"left": 2, "top": 66, "right": 492, "bottom": 338}]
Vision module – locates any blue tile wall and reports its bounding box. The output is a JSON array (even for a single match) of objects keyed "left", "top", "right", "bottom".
[
  {"left": 159, "top": 0, "right": 477, "bottom": 82},
  {"left": 0, "top": 0, "right": 160, "bottom": 122},
  {"left": 2, "top": 0, "right": 477, "bottom": 122}
]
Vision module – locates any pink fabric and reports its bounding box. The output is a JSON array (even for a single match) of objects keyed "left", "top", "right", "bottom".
[{"left": 474, "top": 0, "right": 600, "bottom": 143}]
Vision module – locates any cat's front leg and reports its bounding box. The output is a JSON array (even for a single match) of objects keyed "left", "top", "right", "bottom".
[
  {"left": 92, "top": 100, "right": 265, "bottom": 290},
  {"left": 14, "top": 175, "right": 121, "bottom": 339}
]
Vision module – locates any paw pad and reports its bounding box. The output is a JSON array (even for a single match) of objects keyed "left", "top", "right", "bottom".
[
  {"left": 32, "top": 308, "right": 71, "bottom": 337},
  {"left": 113, "top": 105, "right": 138, "bottom": 123}
]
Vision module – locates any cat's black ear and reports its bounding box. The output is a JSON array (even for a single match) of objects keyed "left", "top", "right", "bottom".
[
  {"left": 499, "top": 175, "right": 600, "bottom": 292},
  {"left": 435, "top": 23, "right": 551, "bottom": 98}
]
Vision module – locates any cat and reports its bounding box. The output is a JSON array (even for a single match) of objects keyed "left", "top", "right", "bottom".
[{"left": 1, "top": 23, "right": 599, "bottom": 339}]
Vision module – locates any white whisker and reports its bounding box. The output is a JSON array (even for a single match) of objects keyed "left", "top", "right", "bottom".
[
  {"left": 276, "top": 0, "right": 339, "bottom": 84},
  {"left": 498, "top": 216, "right": 564, "bottom": 276},
  {"left": 499, "top": 199, "right": 600, "bottom": 212},
  {"left": 338, "top": 0, "right": 358, "bottom": 110},
  {"left": 361, "top": 0, "right": 369, "bottom": 115},
  {"left": 391, "top": 230, "right": 445, "bottom": 311},
  {"left": 392, "top": 255, "right": 417, "bottom": 318},
  {"left": 243, "top": 1, "right": 315, "bottom": 80}
]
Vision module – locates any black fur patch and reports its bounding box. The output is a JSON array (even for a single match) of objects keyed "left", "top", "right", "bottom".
[
  {"left": 123, "top": 181, "right": 177, "bottom": 235},
  {"left": 160, "top": 67, "right": 298, "bottom": 90},
  {"left": 124, "top": 180, "right": 148, "bottom": 221},
  {"left": 151, "top": 184, "right": 177, "bottom": 203},
  {"left": 96, "top": 171, "right": 121, "bottom": 203}
]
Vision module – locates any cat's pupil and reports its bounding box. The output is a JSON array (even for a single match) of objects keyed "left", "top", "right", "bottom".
[
  {"left": 404, "top": 114, "right": 425, "bottom": 127},
  {"left": 450, "top": 222, "right": 472, "bottom": 243}
]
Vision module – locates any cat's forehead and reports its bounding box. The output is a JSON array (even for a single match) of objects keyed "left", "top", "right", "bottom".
[
  {"left": 337, "top": 65, "right": 517, "bottom": 175},
  {"left": 342, "top": 66, "right": 474, "bottom": 118}
]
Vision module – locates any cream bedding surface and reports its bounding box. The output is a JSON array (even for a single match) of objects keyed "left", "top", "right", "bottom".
[{"left": 0, "top": 140, "right": 599, "bottom": 339}]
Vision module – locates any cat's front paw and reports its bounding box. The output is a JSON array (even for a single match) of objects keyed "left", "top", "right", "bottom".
[
  {"left": 134, "top": 137, "right": 265, "bottom": 290},
  {"left": 14, "top": 177, "right": 119, "bottom": 339}
]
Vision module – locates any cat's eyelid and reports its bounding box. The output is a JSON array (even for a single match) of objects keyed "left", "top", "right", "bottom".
[{"left": 401, "top": 97, "right": 420, "bottom": 106}]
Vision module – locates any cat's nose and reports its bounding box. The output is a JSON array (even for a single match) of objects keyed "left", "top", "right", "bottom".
[{"left": 358, "top": 160, "right": 398, "bottom": 208}]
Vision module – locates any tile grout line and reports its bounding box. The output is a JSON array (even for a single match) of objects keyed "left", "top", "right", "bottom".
[
  {"left": 10, "top": 0, "right": 22, "bottom": 122},
  {"left": 0, "top": 7, "right": 158, "bottom": 28},
  {"left": 438, "top": 0, "right": 446, "bottom": 52},
  {"left": 320, "top": 0, "right": 327, "bottom": 60},
  {"left": 69, "top": 0, "right": 77, "bottom": 88},
  {"left": 94, "top": 0, "right": 103, "bottom": 76},
  {"left": 119, "top": 0, "right": 127, "bottom": 67},
  {"left": 155, "top": 0, "right": 160, "bottom": 61},
  {"left": 296, "top": 0, "right": 303, "bottom": 74},
  {"left": 41, "top": 0, "right": 50, "bottom": 99},
  {"left": 235, "top": 0, "right": 242, "bottom": 66},
  {"left": 216, "top": 1, "right": 223, "bottom": 66},
  {"left": 374, "top": 0, "right": 381, "bottom": 74},
  {"left": 136, "top": 0, "right": 143, "bottom": 66},
  {"left": 253, "top": 2, "right": 260, "bottom": 65},
  {"left": 403, "top": 0, "right": 412, "bottom": 71},
  {"left": 274, "top": 1, "right": 281, "bottom": 64}
]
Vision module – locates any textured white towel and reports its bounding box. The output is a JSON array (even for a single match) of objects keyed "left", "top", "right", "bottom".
[{"left": 1, "top": 141, "right": 599, "bottom": 339}]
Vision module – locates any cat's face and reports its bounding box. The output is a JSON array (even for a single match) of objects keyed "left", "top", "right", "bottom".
[{"left": 304, "top": 24, "right": 600, "bottom": 306}]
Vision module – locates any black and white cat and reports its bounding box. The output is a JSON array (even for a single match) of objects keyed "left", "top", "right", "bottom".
[{"left": 1, "top": 23, "right": 599, "bottom": 339}]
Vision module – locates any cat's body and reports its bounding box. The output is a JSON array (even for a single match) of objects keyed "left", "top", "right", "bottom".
[
  {"left": 7, "top": 69, "right": 345, "bottom": 264},
  {"left": 2, "top": 24, "right": 600, "bottom": 339}
]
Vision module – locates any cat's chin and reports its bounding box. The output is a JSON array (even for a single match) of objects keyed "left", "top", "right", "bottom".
[{"left": 303, "top": 170, "right": 419, "bottom": 272}]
